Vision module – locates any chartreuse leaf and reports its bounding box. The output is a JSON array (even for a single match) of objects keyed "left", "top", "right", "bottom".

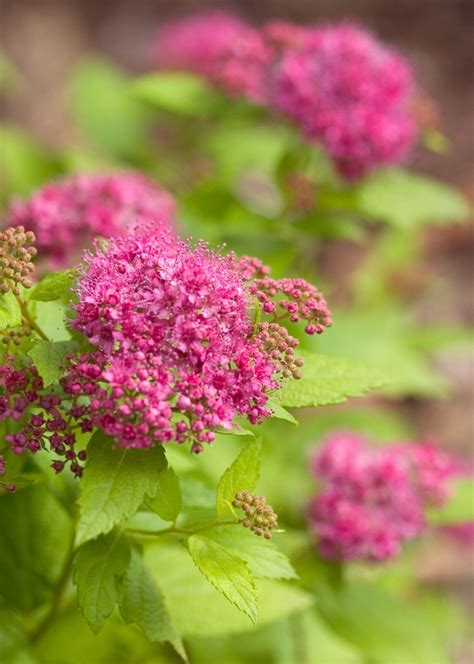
[
  {"left": 278, "top": 351, "right": 387, "bottom": 408},
  {"left": 73, "top": 531, "right": 131, "bottom": 634},
  {"left": 119, "top": 549, "right": 187, "bottom": 661},
  {"left": 71, "top": 58, "right": 151, "bottom": 157},
  {"left": 205, "top": 526, "right": 297, "bottom": 580},
  {"left": 76, "top": 431, "right": 167, "bottom": 545},
  {"left": 27, "top": 340, "right": 78, "bottom": 387},
  {"left": 146, "top": 466, "right": 182, "bottom": 522},
  {"left": 0, "top": 485, "right": 73, "bottom": 613},
  {"left": 267, "top": 398, "right": 299, "bottom": 425},
  {"left": 132, "top": 72, "right": 223, "bottom": 116},
  {"left": 216, "top": 440, "right": 261, "bottom": 517},
  {"left": 188, "top": 535, "right": 257, "bottom": 623},
  {"left": 428, "top": 478, "right": 474, "bottom": 525},
  {"left": 30, "top": 270, "right": 76, "bottom": 302},
  {"left": 355, "top": 168, "right": 470, "bottom": 229},
  {"left": 0, "top": 292, "right": 21, "bottom": 331},
  {"left": 145, "top": 540, "right": 313, "bottom": 637},
  {"left": 319, "top": 583, "right": 449, "bottom": 664}
]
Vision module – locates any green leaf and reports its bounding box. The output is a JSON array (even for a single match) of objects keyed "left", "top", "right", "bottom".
[
  {"left": 73, "top": 532, "right": 131, "bottom": 634},
  {"left": 0, "top": 609, "right": 34, "bottom": 664},
  {"left": 0, "top": 292, "right": 21, "bottom": 331},
  {"left": 355, "top": 169, "right": 470, "bottom": 229},
  {"left": 30, "top": 270, "right": 75, "bottom": 302},
  {"left": 145, "top": 540, "right": 313, "bottom": 637},
  {"left": 119, "top": 549, "right": 186, "bottom": 660},
  {"left": 76, "top": 431, "right": 167, "bottom": 544},
  {"left": 132, "top": 72, "right": 222, "bottom": 117},
  {"left": 146, "top": 466, "right": 181, "bottom": 522},
  {"left": 428, "top": 479, "right": 474, "bottom": 525},
  {"left": 187, "top": 535, "right": 257, "bottom": 623},
  {"left": 0, "top": 485, "right": 73, "bottom": 612},
  {"left": 27, "top": 340, "right": 78, "bottom": 386},
  {"left": 71, "top": 58, "right": 151, "bottom": 157},
  {"left": 0, "top": 125, "right": 61, "bottom": 199},
  {"left": 205, "top": 526, "right": 297, "bottom": 580},
  {"left": 319, "top": 583, "right": 450, "bottom": 664},
  {"left": 216, "top": 441, "right": 261, "bottom": 517},
  {"left": 278, "top": 351, "right": 387, "bottom": 408},
  {"left": 267, "top": 398, "right": 299, "bottom": 425}
]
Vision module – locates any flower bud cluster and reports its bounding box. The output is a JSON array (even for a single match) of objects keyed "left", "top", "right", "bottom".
[
  {"left": 256, "top": 322, "right": 303, "bottom": 379},
  {"left": 0, "top": 356, "right": 84, "bottom": 477},
  {"left": 233, "top": 491, "right": 278, "bottom": 538},
  {"left": 6, "top": 172, "right": 176, "bottom": 268},
  {"left": 1, "top": 322, "right": 32, "bottom": 348},
  {"left": 0, "top": 226, "right": 36, "bottom": 295},
  {"left": 308, "top": 433, "right": 458, "bottom": 562},
  {"left": 249, "top": 277, "right": 332, "bottom": 334}
]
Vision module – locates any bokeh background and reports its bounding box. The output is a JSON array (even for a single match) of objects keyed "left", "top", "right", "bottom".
[{"left": 1, "top": 0, "right": 473, "bottom": 660}]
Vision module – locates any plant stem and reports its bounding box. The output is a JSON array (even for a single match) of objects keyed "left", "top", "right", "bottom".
[
  {"left": 14, "top": 292, "right": 50, "bottom": 342},
  {"left": 125, "top": 519, "right": 239, "bottom": 538},
  {"left": 29, "top": 533, "right": 75, "bottom": 645}
]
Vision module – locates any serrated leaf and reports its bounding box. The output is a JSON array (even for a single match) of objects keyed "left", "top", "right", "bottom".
[
  {"left": 27, "top": 340, "right": 78, "bottom": 386},
  {"left": 0, "top": 485, "right": 73, "bottom": 612},
  {"left": 30, "top": 270, "right": 75, "bottom": 302},
  {"left": 428, "top": 479, "right": 474, "bottom": 525},
  {"left": 0, "top": 292, "right": 21, "bottom": 331},
  {"left": 132, "top": 72, "right": 222, "bottom": 116},
  {"left": 278, "top": 351, "right": 387, "bottom": 408},
  {"left": 119, "top": 549, "right": 187, "bottom": 661},
  {"left": 146, "top": 466, "right": 181, "bottom": 522},
  {"left": 355, "top": 169, "right": 470, "bottom": 229},
  {"left": 188, "top": 535, "right": 257, "bottom": 623},
  {"left": 205, "top": 526, "right": 297, "bottom": 580},
  {"left": 73, "top": 532, "right": 131, "bottom": 634},
  {"left": 144, "top": 540, "right": 313, "bottom": 637},
  {"left": 267, "top": 398, "right": 299, "bottom": 425},
  {"left": 216, "top": 441, "right": 261, "bottom": 517},
  {"left": 77, "top": 431, "right": 167, "bottom": 544}
]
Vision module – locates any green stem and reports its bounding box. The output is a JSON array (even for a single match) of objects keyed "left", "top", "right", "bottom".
[
  {"left": 14, "top": 292, "right": 49, "bottom": 342},
  {"left": 125, "top": 519, "right": 239, "bottom": 538},
  {"left": 29, "top": 532, "right": 75, "bottom": 645}
]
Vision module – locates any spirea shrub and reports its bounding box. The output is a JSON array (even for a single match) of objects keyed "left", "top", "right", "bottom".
[
  {"left": 5, "top": 171, "right": 176, "bottom": 267},
  {"left": 308, "top": 432, "right": 458, "bottom": 561}
]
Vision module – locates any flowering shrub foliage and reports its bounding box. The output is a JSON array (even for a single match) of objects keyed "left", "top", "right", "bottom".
[
  {"left": 6, "top": 171, "right": 175, "bottom": 267},
  {"left": 308, "top": 432, "right": 458, "bottom": 561},
  {"left": 153, "top": 12, "right": 417, "bottom": 177}
]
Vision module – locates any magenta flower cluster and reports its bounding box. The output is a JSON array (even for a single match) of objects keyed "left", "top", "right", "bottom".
[
  {"left": 308, "top": 432, "right": 458, "bottom": 562},
  {"left": 6, "top": 172, "right": 175, "bottom": 267},
  {"left": 59, "top": 231, "right": 331, "bottom": 452},
  {"left": 153, "top": 12, "right": 418, "bottom": 178}
]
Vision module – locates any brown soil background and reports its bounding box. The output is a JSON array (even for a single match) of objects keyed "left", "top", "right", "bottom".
[{"left": 1, "top": 0, "right": 473, "bottom": 660}]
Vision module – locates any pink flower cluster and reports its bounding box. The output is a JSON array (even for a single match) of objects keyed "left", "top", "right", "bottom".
[
  {"left": 153, "top": 11, "right": 272, "bottom": 104},
  {"left": 153, "top": 13, "right": 417, "bottom": 177},
  {"left": 274, "top": 24, "right": 417, "bottom": 178},
  {"left": 6, "top": 172, "right": 176, "bottom": 267},
  {"left": 61, "top": 232, "right": 331, "bottom": 452},
  {"left": 308, "top": 433, "right": 457, "bottom": 562},
  {"left": 0, "top": 356, "right": 86, "bottom": 477}
]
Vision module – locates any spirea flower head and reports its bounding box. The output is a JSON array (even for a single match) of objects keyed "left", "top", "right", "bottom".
[
  {"left": 63, "top": 233, "right": 330, "bottom": 452},
  {"left": 6, "top": 172, "right": 176, "bottom": 268},
  {"left": 0, "top": 226, "right": 37, "bottom": 295},
  {"left": 232, "top": 491, "right": 279, "bottom": 538},
  {"left": 274, "top": 23, "right": 418, "bottom": 178},
  {"left": 153, "top": 11, "right": 273, "bottom": 103},
  {"left": 308, "top": 433, "right": 457, "bottom": 562}
]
